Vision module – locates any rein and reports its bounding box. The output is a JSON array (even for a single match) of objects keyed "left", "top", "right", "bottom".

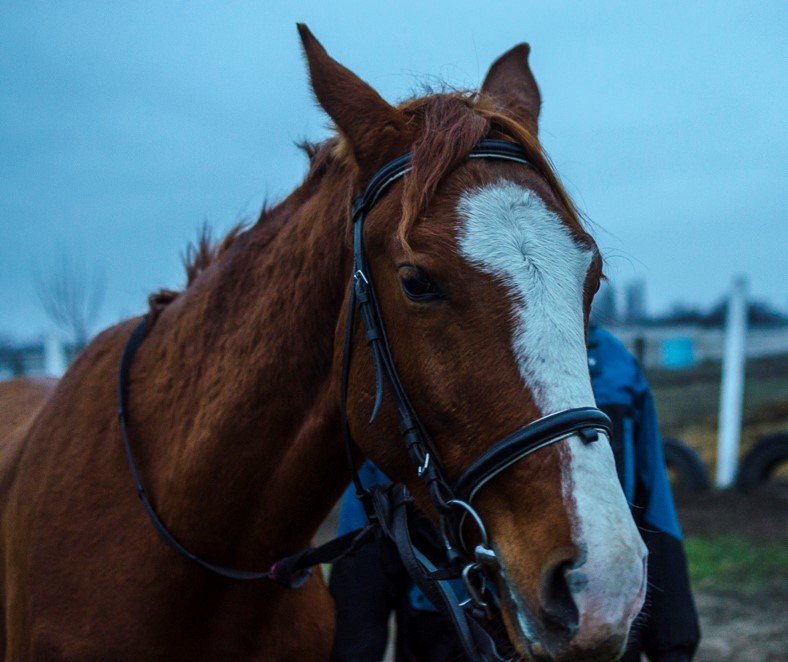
[
  {"left": 118, "top": 316, "right": 377, "bottom": 587},
  {"left": 117, "top": 139, "right": 611, "bottom": 660}
]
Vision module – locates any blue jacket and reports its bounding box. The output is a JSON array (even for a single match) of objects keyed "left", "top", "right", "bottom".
[{"left": 587, "top": 326, "right": 682, "bottom": 539}]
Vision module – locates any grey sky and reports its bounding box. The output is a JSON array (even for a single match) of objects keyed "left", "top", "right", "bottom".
[{"left": 1, "top": 1, "right": 786, "bottom": 340}]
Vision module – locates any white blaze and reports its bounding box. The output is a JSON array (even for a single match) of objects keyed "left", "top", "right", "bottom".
[
  {"left": 456, "top": 180, "right": 646, "bottom": 639},
  {"left": 456, "top": 180, "right": 594, "bottom": 415}
]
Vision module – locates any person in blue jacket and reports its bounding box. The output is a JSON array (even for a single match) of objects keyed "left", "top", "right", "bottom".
[{"left": 330, "top": 326, "right": 700, "bottom": 661}]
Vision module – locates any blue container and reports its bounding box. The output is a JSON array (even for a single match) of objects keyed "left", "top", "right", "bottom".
[{"left": 661, "top": 337, "right": 695, "bottom": 369}]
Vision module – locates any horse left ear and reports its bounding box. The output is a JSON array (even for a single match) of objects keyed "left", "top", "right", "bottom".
[
  {"left": 481, "top": 43, "right": 541, "bottom": 135},
  {"left": 297, "top": 23, "right": 405, "bottom": 172}
]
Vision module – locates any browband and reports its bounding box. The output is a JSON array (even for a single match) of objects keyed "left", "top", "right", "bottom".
[{"left": 352, "top": 139, "right": 532, "bottom": 221}]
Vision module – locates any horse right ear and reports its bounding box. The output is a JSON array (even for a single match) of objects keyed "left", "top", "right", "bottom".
[
  {"left": 481, "top": 43, "right": 541, "bottom": 135},
  {"left": 297, "top": 24, "right": 404, "bottom": 172}
]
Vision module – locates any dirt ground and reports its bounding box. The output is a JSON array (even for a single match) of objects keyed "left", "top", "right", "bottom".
[
  {"left": 676, "top": 483, "right": 788, "bottom": 543},
  {"left": 653, "top": 355, "right": 788, "bottom": 660},
  {"left": 692, "top": 585, "right": 786, "bottom": 661},
  {"left": 675, "top": 485, "right": 788, "bottom": 661}
]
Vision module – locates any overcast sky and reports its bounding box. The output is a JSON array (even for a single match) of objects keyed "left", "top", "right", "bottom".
[{"left": 1, "top": 1, "right": 786, "bottom": 341}]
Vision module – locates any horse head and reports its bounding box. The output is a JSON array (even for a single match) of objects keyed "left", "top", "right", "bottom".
[{"left": 299, "top": 25, "right": 647, "bottom": 660}]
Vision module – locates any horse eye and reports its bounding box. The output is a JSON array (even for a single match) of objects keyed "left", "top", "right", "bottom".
[{"left": 399, "top": 266, "right": 443, "bottom": 302}]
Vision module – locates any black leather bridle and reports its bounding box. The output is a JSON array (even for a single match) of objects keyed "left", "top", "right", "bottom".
[
  {"left": 339, "top": 138, "right": 611, "bottom": 657},
  {"left": 117, "top": 138, "right": 611, "bottom": 660}
]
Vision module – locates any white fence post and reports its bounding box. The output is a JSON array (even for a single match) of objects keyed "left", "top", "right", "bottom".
[
  {"left": 715, "top": 276, "right": 748, "bottom": 488},
  {"left": 44, "top": 333, "right": 68, "bottom": 377}
]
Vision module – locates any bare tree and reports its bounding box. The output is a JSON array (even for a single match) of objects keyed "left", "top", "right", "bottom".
[{"left": 35, "top": 254, "right": 106, "bottom": 349}]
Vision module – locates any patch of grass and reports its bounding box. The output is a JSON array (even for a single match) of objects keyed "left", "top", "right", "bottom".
[{"left": 685, "top": 535, "right": 788, "bottom": 589}]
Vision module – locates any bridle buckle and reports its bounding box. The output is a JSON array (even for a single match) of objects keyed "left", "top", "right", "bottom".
[
  {"left": 474, "top": 543, "right": 498, "bottom": 568},
  {"left": 460, "top": 563, "right": 494, "bottom": 619},
  {"left": 417, "top": 452, "right": 430, "bottom": 477}
]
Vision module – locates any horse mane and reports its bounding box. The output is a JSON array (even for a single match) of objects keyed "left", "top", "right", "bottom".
[
  {"left": 146, "top": 136, "right": 339, "bottom": 317},
  {"left": 182, "top": 223, "right": 247, "bottom": 287},
  {"left": 148, "top": 90, "right": 581, "bottom": 314},
  {"left": 148, "top": 222, "right": 246, "bottom": 317},
  {"left": 395, "top": 91, "right": 583, "bottom": 251}
]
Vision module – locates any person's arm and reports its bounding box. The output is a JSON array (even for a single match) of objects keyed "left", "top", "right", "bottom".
[
  {"left": 329, "top": 466, "right": 404, "bottom": 661},
  {"left": 329, "top": 535, "right": 403, "bottom": 662},
  {"left": 638, "top": 527, "right": 700, "bottom": 661},
  {"left": 633, "top": 384, "right": 701, "bottom": 661}
]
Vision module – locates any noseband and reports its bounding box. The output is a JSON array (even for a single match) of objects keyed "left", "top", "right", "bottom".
[{"left": 117, "top": 138, "right": 611, "bottom": 661}]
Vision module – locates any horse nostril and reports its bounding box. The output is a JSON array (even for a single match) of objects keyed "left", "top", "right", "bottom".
[{"left": 539, "top": 558, "right": 580, "bottom": 634}]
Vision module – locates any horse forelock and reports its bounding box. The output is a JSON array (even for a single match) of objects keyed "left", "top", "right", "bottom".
[{"left": 397, "top": 91, "right": 585, "bottom": 253}]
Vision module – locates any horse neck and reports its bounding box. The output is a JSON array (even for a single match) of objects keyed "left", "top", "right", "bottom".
[{"left": 128, "top": 174, "right": 353, "bottom": 563}]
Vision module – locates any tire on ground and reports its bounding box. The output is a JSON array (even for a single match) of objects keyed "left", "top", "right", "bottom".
[
  {"left": 736, "top": 432, "right": 788, "bottom": 491},
  {"left": 664, "top": 437, "right": 710, "bottom": 492}
]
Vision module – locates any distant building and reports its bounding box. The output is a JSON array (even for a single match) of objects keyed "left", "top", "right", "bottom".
[
  {"left": 0, "top": 343, "right": 45, "bottom": 380},
  {"left": 624, "top": 280, "right": 647, "bottom": 325}
]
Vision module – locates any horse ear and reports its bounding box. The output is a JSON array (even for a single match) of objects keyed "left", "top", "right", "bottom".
[
  {"left": 481, "top": 43, "right": 541, "bottom": 135},
  {"left": 297, "top": 24, "right": 404, "bottom": 171}
]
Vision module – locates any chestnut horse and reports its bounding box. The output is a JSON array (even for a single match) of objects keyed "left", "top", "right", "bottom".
[{"left": 0, "top": 26, "right": 646, "bottom": 661}]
